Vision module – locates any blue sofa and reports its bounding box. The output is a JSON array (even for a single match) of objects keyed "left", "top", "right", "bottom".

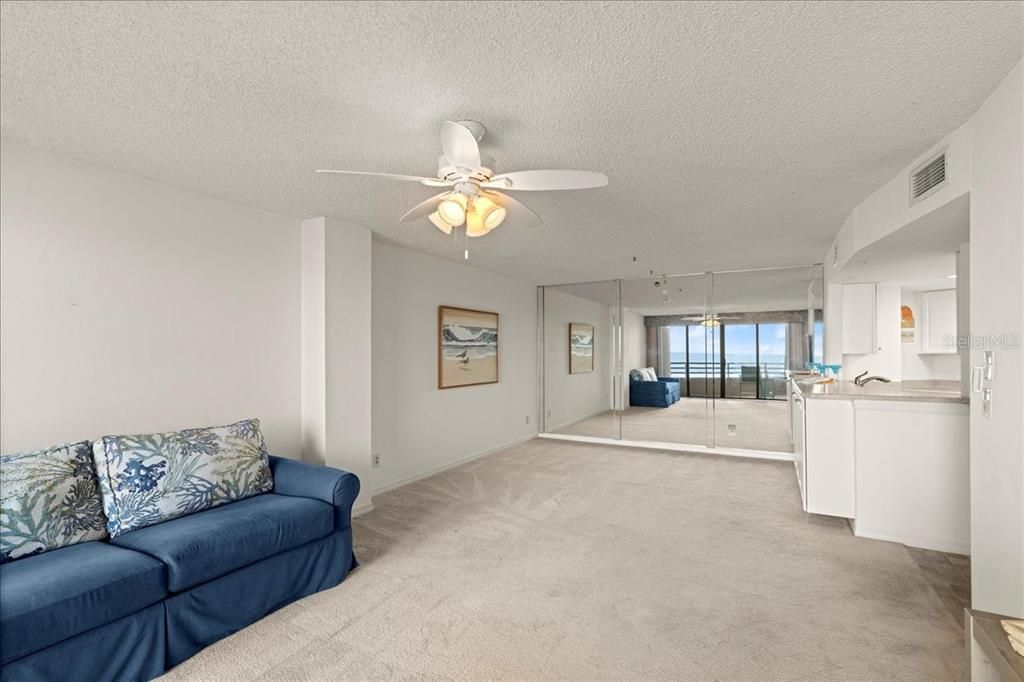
[
  {"left": 629, "top": 376, "right": 682, "bottom": 407},
  {"left": 0, "top": 455, "right": 359, "bottom": 682}
]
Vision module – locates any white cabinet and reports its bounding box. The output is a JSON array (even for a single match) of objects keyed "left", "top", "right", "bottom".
[
  {"left": 803, "top": 398, "right": 855, "bottom": 517},
  {"left": 841, "top": 282, "right": 877, "bottom": 354},
  {"left": 853, "top": 400, "right": 969, "bottom": 553},
  {"left": 920, "top": 289, "right": 957, "bottom": 354},
  {"left": 792, "top": 388, "right": 807, "bottom": 509},
  {"left": 792, "top": 382, "right": 855, "bottom": 518}
]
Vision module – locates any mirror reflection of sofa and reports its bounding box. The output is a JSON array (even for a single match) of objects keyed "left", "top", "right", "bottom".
[{"left": 629, "top": 368, "right": 681, "bottom": 407}]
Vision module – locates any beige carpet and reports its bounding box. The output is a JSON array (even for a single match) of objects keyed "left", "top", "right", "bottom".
[
  {"left": 556, "top": 398, "right": 794, "bottom": 453},
  {"left": 161, "top": 439, "right": 961, "bottom": 680}
]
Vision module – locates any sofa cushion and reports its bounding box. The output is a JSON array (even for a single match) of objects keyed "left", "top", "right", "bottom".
[
  {"left": 0, "top": 541, "right": 166, "bottom": 665},
  {"left": 1, "top": 441, "right": 108, "bottom": 563},
  {"left": 93, "top": 418, "right": 274, "bottom": 537},
  {"left": 111, "top": 493, "right": 334, "bottom": 592}
]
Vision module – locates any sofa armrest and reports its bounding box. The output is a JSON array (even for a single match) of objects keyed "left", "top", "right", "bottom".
[
  {"left": 268, "top": 455, "right": 360, "bottom": 532},
  {"left": 657, "top": 377, "right": 680, "bottom": 383}
]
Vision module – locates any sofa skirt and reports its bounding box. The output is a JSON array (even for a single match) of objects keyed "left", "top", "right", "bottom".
[
  {"left": 0, "top": 602, "right": 165, "bottom": 682},
  {"left": 164, "top": 527, "right": 355, "bottom": 668}
]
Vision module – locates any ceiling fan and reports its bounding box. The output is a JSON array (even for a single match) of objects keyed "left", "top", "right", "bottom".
[
  {"left": 316, "top": 120, "right": 608, "bottom": 257},
  {"left": 675, "top": 313, "right": 744, "bottom": 328}
]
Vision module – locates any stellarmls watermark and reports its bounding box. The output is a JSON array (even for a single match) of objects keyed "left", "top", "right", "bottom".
[{"left": 943, "top": 333, "right": 1022, "bottom": 351}]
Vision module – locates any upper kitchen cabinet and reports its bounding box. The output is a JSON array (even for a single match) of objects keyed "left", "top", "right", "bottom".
[
  {"left": 841, "top": 282, "right": 877, "bottom": 354},
  {"left": 920, "top": 289, "right": 957, "bottom": 354}
]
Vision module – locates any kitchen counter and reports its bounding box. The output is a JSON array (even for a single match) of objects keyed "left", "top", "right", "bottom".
[
  {"left": 789, "top": 376, "right": 969, "bottom": 553},
  {"left": 793, "top": 379, "right": 966, "bottom": 404}
]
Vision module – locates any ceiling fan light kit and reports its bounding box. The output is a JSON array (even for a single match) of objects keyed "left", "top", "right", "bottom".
[
  {"left": 428, "top": 211, "right": 453, "bottom": 235},
  {"left": 316, "top": 120, "right": 608, "bottom": 258},
  {"left": 437, "top": 192, "right": 467, "bottom": 226}
]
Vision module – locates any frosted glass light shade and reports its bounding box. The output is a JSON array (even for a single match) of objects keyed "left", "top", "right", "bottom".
[
  {"left": 473, "top": 195, "right": 507, "bottom": 231},
  {"left": 429, "top": 211, "right": 453, "bottom": 234},
  {"left": 465, "top": 207, "right": 489, "bottom": 237},
  {"left": 437, "top": 193, "right": 467, "bottom": 226}
]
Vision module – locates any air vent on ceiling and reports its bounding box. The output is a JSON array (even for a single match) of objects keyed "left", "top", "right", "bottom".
[{"left": 909, "top": 149, "right": 948, "bottom": 205}]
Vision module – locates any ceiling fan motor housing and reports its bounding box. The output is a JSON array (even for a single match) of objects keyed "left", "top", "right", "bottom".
[{"left": 437, "top": 154, "right": 495, "bottom": 185}]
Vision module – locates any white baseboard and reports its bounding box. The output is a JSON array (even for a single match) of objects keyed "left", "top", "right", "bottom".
[
  {"left": 538, "top": 432, "right": 795, "bottom": 462},
  {"left": 370, "top": 433, "right": 538, "bottom": 498},
  {"left": 352, "top": 501, "right": 375, "bottom": 518},
  {"left": 851, "top": 523, "right": 970, "bottom": 555}
]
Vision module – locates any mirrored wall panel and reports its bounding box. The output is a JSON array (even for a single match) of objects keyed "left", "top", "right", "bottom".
[
  {"left": 619, "top": 273, "right": 713, "bottom": 448},
  {"left": 709, "top": 266, "right": 824, "bottom": 452},
  {"left": 539, "top": 264, "right": 824, "bottom": 455},
  {"left": 541, "top": 280, "right": 622, "bottom": 440}
]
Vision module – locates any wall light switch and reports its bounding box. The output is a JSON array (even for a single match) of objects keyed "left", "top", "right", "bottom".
[
  {"left": 984, "top": 350, "right": 995, "bottom": 381},
  {"left": 982, "top": 388, "right": 992, "bottom": 418}
]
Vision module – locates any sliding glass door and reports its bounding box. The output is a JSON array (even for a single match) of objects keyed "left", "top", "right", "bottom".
[
  {"left": 722, "top": 324, "right": 757, "bottom": 399},
  {"left": 757, "top": 323, "right": 788, "bottom": 399}
]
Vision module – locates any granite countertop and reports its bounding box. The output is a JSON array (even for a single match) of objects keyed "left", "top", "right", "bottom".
[{"left": 793, "top": 378, "right": 967, "bottom": 404}]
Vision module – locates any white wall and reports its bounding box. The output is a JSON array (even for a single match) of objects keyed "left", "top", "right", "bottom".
[
  {"left": 828, "top": 121, "right": 972, "bottom": 271},
  {"left": 302, "top": 217, "right": 373, "bottom": 510},
  {"left": 969, "top": 60, "right": 1023, "bottom": 618},
  {"left": 899, "top": 288, "right": 960, "bottom": 381},
  {"left": 0, "top": 142, "right": 303, "bottom": 456},
  {"left": 827, "top": 60, "right": 1023, "bottom": 616},
  {"left": 543, "top": 288, "right": 613, "bottom": 431},
  {"left": 371, "top": 241, "right": 537, "bottom": 493}
]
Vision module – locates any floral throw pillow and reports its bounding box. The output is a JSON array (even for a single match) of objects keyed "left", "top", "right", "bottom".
[
  {"left": 0, "top": 441, "right": 108, "bottom": 563},
  {"left": 93, "top": 418, "right": 273, "bottom": 537}
]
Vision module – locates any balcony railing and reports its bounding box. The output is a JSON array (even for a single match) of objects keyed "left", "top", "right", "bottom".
[{"left": 668, "top": 361, "right": 788, "bottom": 399}]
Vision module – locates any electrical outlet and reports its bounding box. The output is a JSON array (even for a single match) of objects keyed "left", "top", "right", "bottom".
[
  {"left": 525, "top": 415, "right": 530, "bottom": 425},
  {"left": 372, "top": 453, "right": 381, "bottom": 468},
  {"left": 727, "top": 424, "right": 737, "bottom": 436}
]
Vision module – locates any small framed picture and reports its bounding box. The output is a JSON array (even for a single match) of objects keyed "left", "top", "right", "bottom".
[
  {"left": 438, "top": 306, "right": 499, "bottom": 389},
  {"left": 569, "top": 322, "right": 594, "bottom": 374}
]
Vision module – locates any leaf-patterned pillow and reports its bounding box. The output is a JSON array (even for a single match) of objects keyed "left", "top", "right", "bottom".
[
  {"left": 93, "top": 418, "right": 273, "bottom": 537},
  {"left": 0, "top": 441, "right": 108, "bottom": 563}
]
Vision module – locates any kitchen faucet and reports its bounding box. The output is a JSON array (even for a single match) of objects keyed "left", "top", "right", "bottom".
[{"left": 854, "top": 370, "right": 892, "bottom": 387}]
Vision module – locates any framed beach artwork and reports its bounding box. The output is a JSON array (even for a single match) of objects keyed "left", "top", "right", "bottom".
[
  {"left": 438, "top": 306, "right": 499, "bottom": 389},
  {"left": 569, "top": 322, "right": 595, "bottom": 374}
]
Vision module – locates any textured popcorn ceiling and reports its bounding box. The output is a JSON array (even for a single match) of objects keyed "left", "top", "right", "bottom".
[{"left": 1, "top": 1, "right": 1020, "bottom": 285}]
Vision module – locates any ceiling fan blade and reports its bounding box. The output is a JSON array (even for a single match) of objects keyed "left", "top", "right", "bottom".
[
  {"left": 399, "top": 192, "right": 450, "bottom": 223},
  {"left": 480, "top": 190, "right": 542, "bottom": 228},
  {"left": 441, "top": 121, "right": 481, "bottom": 169},
  {"left": 315, "top": 169, "right": 451, "bottom": 187},
  {"left": 482, "top": 170, "right": 608, "bottom": 191}
]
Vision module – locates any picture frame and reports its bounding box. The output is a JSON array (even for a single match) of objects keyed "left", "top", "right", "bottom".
[
  {"left": 569, "top": 322, "right": 595, "bottom": 374},
  {"left": 438, "top": 306, "right": 500, "bottom": 389}
]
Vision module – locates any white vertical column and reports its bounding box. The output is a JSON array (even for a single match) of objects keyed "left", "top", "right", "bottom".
[
  {"left": 969, "top": 60, "right": 1024, "bottom": 618},
  {"left": 301, "top": 219, "right": 328, "bottom": 466},
  {"left": 301, "top": 217, "right": 373, "bottom": 512}
]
